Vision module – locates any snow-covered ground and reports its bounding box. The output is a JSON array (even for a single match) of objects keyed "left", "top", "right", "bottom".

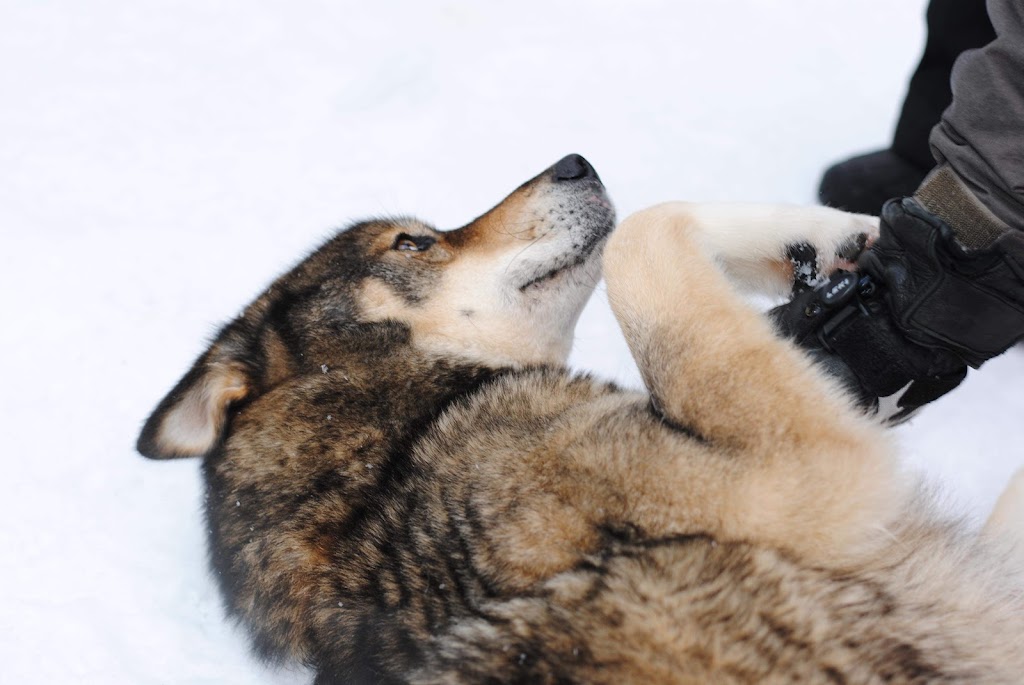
[{"left": 3, "top": 1, "right": 1022, "bottom": 682}]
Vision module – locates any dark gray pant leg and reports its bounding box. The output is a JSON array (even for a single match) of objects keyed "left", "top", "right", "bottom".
[
  {"left": 895, "top": 0, "right": 993, "bottom": 171},
  {"left": 929, "top": 0, "right": 1024, "bottom": 231}
]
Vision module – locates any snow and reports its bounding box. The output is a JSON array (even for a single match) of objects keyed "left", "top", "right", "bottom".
[{"left": 2, "top": 1, "right": 1021, "bottom": 683}]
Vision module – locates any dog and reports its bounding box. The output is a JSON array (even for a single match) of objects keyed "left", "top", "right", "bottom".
[{"left": 138, "top": 154, "right": 1024, "bottom": 683}]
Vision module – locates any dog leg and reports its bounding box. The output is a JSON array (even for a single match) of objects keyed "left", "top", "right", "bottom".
[
  {"left": 602, "top": 203, "right": 905, "bottom": 562},
  {"left": 663, "top": 202, "right": 879, "bottom": 295}
]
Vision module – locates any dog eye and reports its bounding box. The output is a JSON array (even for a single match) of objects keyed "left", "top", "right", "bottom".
[{"left": 393, "top": 233, "right": 435, "bottom": 252}]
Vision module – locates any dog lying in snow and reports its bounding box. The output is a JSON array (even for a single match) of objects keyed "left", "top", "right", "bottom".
[{"left": 139, "top": 154, "right": 1024, "bottom": 684}]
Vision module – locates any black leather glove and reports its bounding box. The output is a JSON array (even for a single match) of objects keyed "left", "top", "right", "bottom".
[{"left": 771, "top": 197, "right": 1024, "bottom": 424}]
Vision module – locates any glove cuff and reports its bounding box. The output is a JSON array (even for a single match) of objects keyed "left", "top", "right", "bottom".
[{"left": 914, "top": 164, "right": 1008, "bottom": 250}]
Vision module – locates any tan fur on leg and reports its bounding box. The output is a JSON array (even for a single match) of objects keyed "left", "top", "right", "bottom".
[{"left": 603, "top": 203, "right": 907, "bottom": 563}]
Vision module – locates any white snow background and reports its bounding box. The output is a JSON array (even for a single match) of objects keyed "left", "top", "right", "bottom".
[{"left": 3, "top": 1, "right": 1022, "bottom": 683}]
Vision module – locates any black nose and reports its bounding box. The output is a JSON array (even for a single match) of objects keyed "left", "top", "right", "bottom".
[{"left": 552, "top": 154, "right": 599, "bottom": 182}]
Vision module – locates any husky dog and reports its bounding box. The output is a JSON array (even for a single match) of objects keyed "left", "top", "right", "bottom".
[{"left": 138, "top": 155, "right": 1024, "bottom": 684}]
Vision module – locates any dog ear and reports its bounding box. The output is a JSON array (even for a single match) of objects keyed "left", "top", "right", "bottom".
[{"left": 137, "top": 340, "right": 252, "bottom": 460}]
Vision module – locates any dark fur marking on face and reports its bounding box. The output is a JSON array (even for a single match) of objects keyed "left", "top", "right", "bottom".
[{"left": 368, "top": 258, "right": 440, "bottom": 305}]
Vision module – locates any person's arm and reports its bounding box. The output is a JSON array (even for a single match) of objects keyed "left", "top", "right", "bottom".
[
  {"left": 929, "top": 0, "right": 1024, "bottom": 237},
  {"left": 772, "top": 0, "right": 1024, "bottom": 423}
]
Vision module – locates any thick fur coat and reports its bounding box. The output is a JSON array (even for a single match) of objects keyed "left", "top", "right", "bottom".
[{"left": 139, "top": 155, "right": 1024, "bottom": 684}]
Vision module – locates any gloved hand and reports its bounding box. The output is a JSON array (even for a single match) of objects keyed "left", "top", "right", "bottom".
[{"left": 770, "top": 197, "right": 1024, "bottom": 424}]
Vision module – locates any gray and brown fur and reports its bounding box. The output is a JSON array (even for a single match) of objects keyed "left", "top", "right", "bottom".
[{"left": 139, "top": 156, "right": 1024, "bottom": 684}]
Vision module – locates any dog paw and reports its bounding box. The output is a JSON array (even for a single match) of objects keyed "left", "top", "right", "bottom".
[
  {"left": 784, "top": 214, "right": 878, "bottom": 296},
  {"left": 786, "top": 233, "right": 869, "bottom": 294}
]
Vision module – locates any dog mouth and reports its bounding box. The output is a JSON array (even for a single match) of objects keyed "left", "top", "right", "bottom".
[
  {"left": 513, "top": 156, "right": 616, "bottom": 292},
  {"left": 519, "top": 223, "right": 611, "bottom": 292}
]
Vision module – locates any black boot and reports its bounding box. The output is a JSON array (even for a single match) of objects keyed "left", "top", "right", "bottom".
[
  {"left": 817, "top": 0, "right": 995, "bottom": 215},
  {"left": 818, "top": 150, "right": 927, "bottom": 217},
  {"left": 774, "top": 166, "right": 1024, "bottom": 424}
]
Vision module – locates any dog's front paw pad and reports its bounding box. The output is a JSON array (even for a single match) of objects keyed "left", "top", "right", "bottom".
[{"left": 796, "top": 231, "right": 875, "bottom": 289}]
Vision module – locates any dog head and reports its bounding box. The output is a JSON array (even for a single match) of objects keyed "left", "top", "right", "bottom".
[{"left": 138, "top": 154, "right": 615, "bottom": 460}]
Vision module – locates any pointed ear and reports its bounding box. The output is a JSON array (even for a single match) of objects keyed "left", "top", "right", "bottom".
[{"left": 137, "top": 345, "right": 251, "bottom": 460}]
